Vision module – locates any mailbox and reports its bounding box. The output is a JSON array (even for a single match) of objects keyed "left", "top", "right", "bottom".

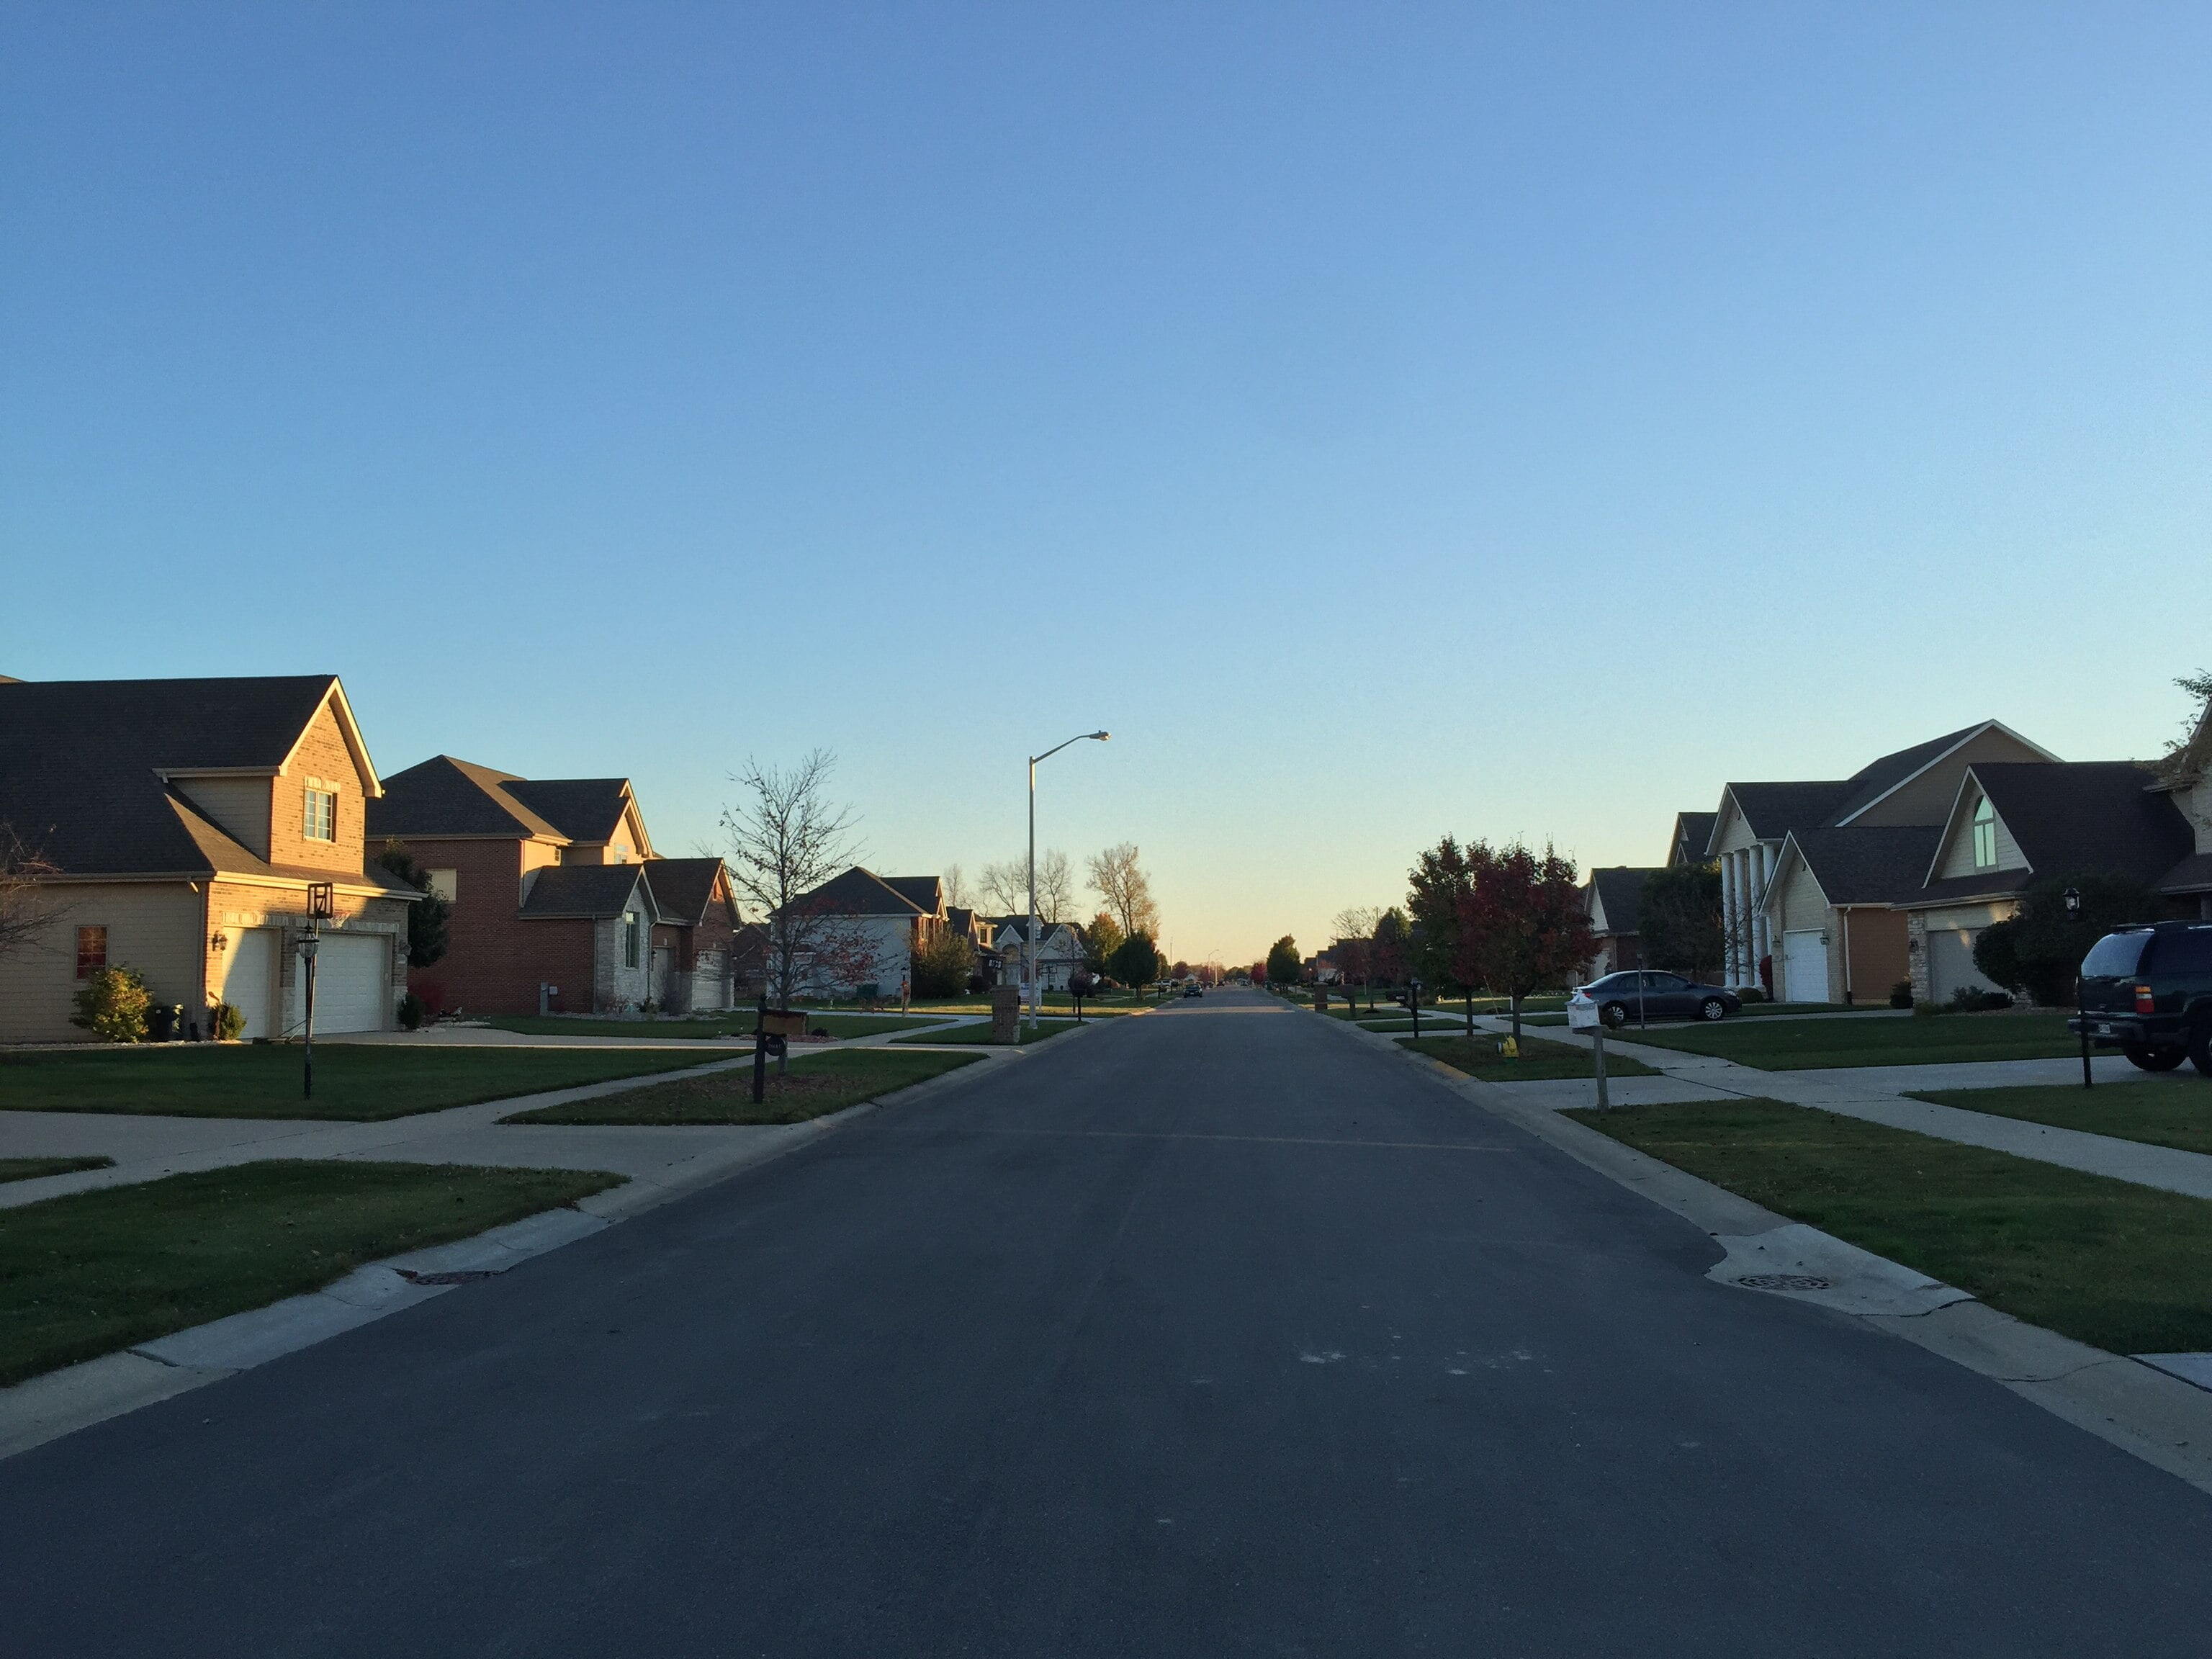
[{"left": 759, "top": 1009, "right": 808, "bottom": 1039}]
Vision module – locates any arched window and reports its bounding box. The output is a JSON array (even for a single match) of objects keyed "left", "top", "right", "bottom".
[{"left": 1972, "top": 796, "right": 1997, "bottom": 869}]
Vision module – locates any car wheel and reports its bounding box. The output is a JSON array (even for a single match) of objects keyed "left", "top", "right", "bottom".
[
  {"left": 1600, "top": 1002, "right": 1627, "bottom": 1029},
  {"left": 1699, "top": 997, "right": 1728, "bottom": 1022},
  {"left": 2124, "top": 1044, "right": 2188, "bottom": 1073},
  {"left": 2191, "top": 1022, "right": 2212, "bottom": 1079}
]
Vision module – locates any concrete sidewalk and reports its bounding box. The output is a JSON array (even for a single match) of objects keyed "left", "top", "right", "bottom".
[{"left": 1455, "top": 1015, "right": 2212, "bottom": 1202}]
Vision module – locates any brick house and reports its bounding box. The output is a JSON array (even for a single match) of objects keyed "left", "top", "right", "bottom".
[
  {"left": 367, "top": 756, "right": 740, "bottom": 1015},
  {"left": 0, "top": 675, "right": 417, "bottom": 1043}
]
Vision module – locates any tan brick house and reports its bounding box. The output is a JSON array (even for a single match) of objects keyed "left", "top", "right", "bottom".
[
  {"left": 368, "top": 755, "right": 739, "bottom": 1015},
  {"left": 0, "top": 674, "right": 416, "bottom": 1043}
]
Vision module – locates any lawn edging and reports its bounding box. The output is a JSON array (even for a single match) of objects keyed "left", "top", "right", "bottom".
[
  {"left": 0, "top": 1035, "right": 1017, "bottom": 1462},
  {"left": 1309, "top": 1004, "right": 2212, "bottom": 1497}
]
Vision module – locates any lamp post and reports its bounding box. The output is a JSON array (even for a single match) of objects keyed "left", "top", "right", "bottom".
[
  {"left": 1028, "top": 731, "right": 1110, "bottom": 1029},
  {"left": 2066, "top": 886, "right": 2090, "bottom": 1089},
  {"left": 302, "top": 881, "right": 335, "bottom": 1100}
]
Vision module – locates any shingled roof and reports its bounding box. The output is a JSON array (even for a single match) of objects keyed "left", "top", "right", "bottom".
[
  {"left": 1715, "top": 781, "right": 1853, "bottom": 845},
  {"left": 1781, "top": 827, "right": 1943, "bottom": 906},
  {"left": 517, "top": 863, "right": 657, "bottom": 920},
  {"left": 644, "top": 857, "right": 732, "bottom": 926},
  {"left": 369, "top": 758, "right": 642, "bottom": 850},
  {"left": 0, "top": 675, "right": 408, "bottom": 891},
  {"left": 504, "top": 778, "right": 634, "bottom": 845},
  {"left": 1587, "top": 868, "right": 1658, "bottom": 935},
  {"left": 1904, "top": 761, "right": 2195, "bottom": 907},
  {"left": 789, "top": 866, "right": 925, "bottom": 916}
]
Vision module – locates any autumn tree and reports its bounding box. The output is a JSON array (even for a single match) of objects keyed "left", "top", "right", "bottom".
[
  {"left": 1455, "top": 841, "right": 1595, "bottom": 1044},
  {"left": 1088, "top": 842, "right": 1161, "bottom": 939},
  {"left": 1407, "top": 837, "right": 1483, "bottom": 1027},
  {"left": 1370, "top": 908, "right": 1411, "bottom": 990},
  {"left": 911, "top": 927, "right": 977, "bottom": 998},
  {"left": 1265, "top": 935, "right": 1302, "bottom": 986},
  {"left": 1082, "top": 909, "right": 1125, "bottom": 974},
  {"left": 1110, "top": 932, "right": 1162, "bottom": 994}
]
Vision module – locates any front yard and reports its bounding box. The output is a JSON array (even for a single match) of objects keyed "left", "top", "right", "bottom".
[
  {"left": 502, "top": 1048, "right": 982, "bottom": 1125},
  {"left": 1568, "top": 1097, "right": 2212, "bottom": 1355},
  {"left": 1, "top": 1156, "right": 113, "bottom": 1185},
  {"left": 0, "top": 1046, "right": 725, "bottom": 1121},
  {"left": 487, "top": 1012, "right": 942, "bottom": 1040},
  {"left": 1400, "top": 1033, "right": 1658, "bottom": 1083},
  {"left": 1908, "top": 1075, "right": 2212, "bottom": 1157},
  {"left": 0, "top": 1159, "right": 622, "bottom": 1385},
  {"left": 1614, "top": 1010, "right": 2079, "bottom": 1071}
]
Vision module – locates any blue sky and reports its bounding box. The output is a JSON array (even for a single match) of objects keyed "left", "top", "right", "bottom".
[{"left": 4, "top": 4, "right": 2208, "bottom": 964}]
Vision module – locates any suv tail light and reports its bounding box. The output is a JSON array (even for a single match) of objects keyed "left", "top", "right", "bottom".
[{"left": 2135, "top": 984, "right": 2157, "bottom": 1015}]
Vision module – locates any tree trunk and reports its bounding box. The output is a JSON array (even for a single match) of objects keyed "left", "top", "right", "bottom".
[{"left": 1510, "top": 993, "right": 1523, "bottom": 1044}]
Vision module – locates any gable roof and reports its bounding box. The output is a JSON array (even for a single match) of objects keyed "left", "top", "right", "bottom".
[
  {"left": 1587, "top": 868, "right": 1658, "bottom": 936},
  {"left": 1774, "top": 827, "right": 1943, "bottom": 907},
  {"left": 504, "top": 778, "right": 637, "bottom": 847},
  {"left": 369, "top": 756, "right": 565, "bottom": 840},
  {"left": 518, "top": 863, "right": 655, "bottom": 920},
  {"left": 1668, "top": 813, "right": 1717, "bottom": 867},
  {"left": 990, "top": 915, "right": 1080, "bottom": 948},
  {"left": 879, "top": 876, "right": 943, "bottom": 915},
  {"left": 791, "top": 866, "right": 925, "bottom": 916},
  {"left": 1828, "top": 720, "right": 2060, "bottom": 826},
  {"left": 0, "top": 675, "right": 405, "bottom": 884},
  {"left": 1714, "top": 782, "right": 1853, "bottom": 848},
  {"left": 1907, "top": 761, "right": 2195, "bottom": 907},
  {"left": 643, "top": 857, "right": 732, "bottom": 926}
]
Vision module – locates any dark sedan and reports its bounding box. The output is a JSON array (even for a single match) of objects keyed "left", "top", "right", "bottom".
[{"left": 1575, "top": 971, "right": 1739, "bottom": 1028}]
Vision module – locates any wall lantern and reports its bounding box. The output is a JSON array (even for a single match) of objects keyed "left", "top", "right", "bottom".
[{"left": 210, "top": 931, "right": 229, "bottom": 953}]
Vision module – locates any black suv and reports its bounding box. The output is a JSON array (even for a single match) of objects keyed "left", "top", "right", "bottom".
[{"left": 2068, "top": 920, "right": 2212, "bottom": 1074}]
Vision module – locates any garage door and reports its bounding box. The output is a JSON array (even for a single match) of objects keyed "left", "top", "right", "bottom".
[
  {"left": 217, "top": 928, "right": 276, "bottom": 1040},
  {"left": 302, "top": 933, "right": 389, "bottom": 1034},
  {"left": 1781, "top": 930, "right": 1828, "bottom": 1004},
  {"left": 1927, "top": 927, "right": 1998, "bottom": 1003}
]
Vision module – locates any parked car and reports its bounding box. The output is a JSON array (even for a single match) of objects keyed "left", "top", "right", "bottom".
[
  {"left": 1182, "top": 984, "right": 1204, "bottom": 999},
  {"left": 1575, "top": 971, "right": 1739, "bottom": 1028},
  {"left": 2067, "top": 921, "right": 2212, "bottom": 1074}
]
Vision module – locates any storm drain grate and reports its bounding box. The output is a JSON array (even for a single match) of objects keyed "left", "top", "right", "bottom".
[
  {"left": 1735, "top": 1273, "right": 1831, "bottom": 1292},
  {"left": 396, "top": 1268, "right": 500, "bottom": 1287}
]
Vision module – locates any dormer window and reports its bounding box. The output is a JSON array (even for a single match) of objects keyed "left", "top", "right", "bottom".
[
  {"left": 304, "top": 786, "right": 338, "bottom": 842},
  {"left": 1972, "top": 796, "right": 1997, "bottom": 869}
]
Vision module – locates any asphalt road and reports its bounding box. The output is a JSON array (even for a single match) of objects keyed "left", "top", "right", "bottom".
[{"left": 6, "top": 987, "right": 2212, "bottom": 1655}]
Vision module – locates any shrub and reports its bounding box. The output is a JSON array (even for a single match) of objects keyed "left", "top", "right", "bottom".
[
  {"left": 210, "top": 1001, "right": 248, "bottom": 1040},
  {"left": 1949, "top": 986, "right": 2013, "bottom": 1012},
  {"left": 912, "top": 930, "right": 976, "bottom": 998},
  {"left": 1888, "top": 980, "right": 1914, "bottom": 1010},
  {"left": 397, "top": 992, "right": 427, "bottom": 1031},
  {"left": 72, "top": 966, "right": 150, "bottom": 1043}
]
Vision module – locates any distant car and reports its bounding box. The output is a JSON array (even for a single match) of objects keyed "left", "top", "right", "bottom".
[
  {"left": 2067, "top": 920, "right": 2212, "bottom": 1074},
  {"left": 1182, "top": 984, "right": 1203, "bottom": 998},
  {"left": 1575, "top": 971, "right": 1739, "bottom": 1028}
]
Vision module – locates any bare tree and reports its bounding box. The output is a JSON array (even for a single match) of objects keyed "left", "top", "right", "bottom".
[
  {"left": 979, "top": 859, "right": 1028, "bottom": 917},
  {"left": 941, "top": 863, "right": 968, "bottom": 909},
  {"left": 1036, "top": 848, "right": 1075, "bottom": 923},
  {"left": 1087, "top": 842, "right": 1161, "bottom": 939},
  {"left": 1330, "top": 906, "right": 1382, "bottom": 945},
  {"left": 719, "top": 751, "right": 869, "bottom": 1004},
  {"left": 0, "top": 827, "right": 62, "bottom": 966}
]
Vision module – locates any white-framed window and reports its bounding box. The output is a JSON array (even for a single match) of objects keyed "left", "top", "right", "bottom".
[
  {"left": 1971, "top": 796, "right": 1997, "bottom": 869},
  {"left": 623, "top": 912, "right": 641, "bottom": 968},
  {"left": 426, "top": 868, "right": 458, "bottom": 903},
  {"left": 304, "top": 786, "right": 338, "bottom": 842}
]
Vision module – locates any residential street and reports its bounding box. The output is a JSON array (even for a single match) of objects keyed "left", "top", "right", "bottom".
[{"left": 6, "top": 989, "right": 2212, "bottom": 1656}]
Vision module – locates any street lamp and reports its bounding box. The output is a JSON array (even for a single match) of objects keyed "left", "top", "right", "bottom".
[
  {"left": 2065, "top": 886, "right": 2091, "bottom": 1089},
  {"left": 1028, "top": 731, "right": 1110, "bottom": 1028}
]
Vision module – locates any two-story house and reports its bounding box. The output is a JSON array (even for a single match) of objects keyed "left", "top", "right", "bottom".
[
  {"left": 777, "top": 867, "right": 948, "bottom": 997},
  {"left": 992, "top": 915, "right": 1087, "bottom": 991},
  {"left": 0, "top": 675, "right": 418, "bottom": 1042},
  {"left": 368, "top": 756, "right": 739, "bottom": 1015}
]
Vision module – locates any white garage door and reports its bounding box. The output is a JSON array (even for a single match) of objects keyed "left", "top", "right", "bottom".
[
  {"left": 217, "top": 928, "right": 276, "bottom": 1040},
  {"left": 1781, "top": 930, "right": 1828, "bottom": 1004},
  {"left": 302, "top": 934, "right": 389, "bottom": 1034},
  {"left": 1927, "top": 927, "right": 1998, "bottom": 1002}
]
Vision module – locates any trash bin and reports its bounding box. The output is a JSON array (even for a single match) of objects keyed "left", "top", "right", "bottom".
[{"left": 147, "top": 1003, "right": 180, "bottom": 1042}]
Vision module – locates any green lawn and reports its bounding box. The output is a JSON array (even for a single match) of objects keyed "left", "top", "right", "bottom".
[
  {"left": 1568, "top": 1097, "right": 2212, "bottom": 1355},
  {"left": 1399, "top": 1033, "right": 1658, "bottom": 1083},
  {"left": 489, "top": 1012, "right": 940, "bottom": 1040},
  {"left": 0, "top": 1156, "right": 113, "bottom": 1185},
  {"left": 1908, "top": 1075, "right": 2212, "bottom": 1156},
  {"left": 0, "top": 1046, "right": 728, "bottom": 1121},
  {"left": 1520, "top": 1002, "right": 1864, "bottom": 1028},
  {"left": 1614, "top": 1010, "right": 2078, "bottom": 1071},
  {"left": 503, "top": 1048, "right": 983, "bottom": 1125},
  {"left": 0, "top": 1159, "right": 622, "bottom": 1385},
  {"left": 890, "top": 1018, "right": 1084, "bottom": 1047}
]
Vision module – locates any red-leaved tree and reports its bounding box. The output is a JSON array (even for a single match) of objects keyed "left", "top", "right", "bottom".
[{"left": 1454, "top": 841, "right": 1596, "bottom": 1046}]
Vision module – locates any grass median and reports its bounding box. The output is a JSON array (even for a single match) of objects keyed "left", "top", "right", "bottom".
[
  {"left": 1907, "top": 1074, "right": 2212, "bottom": 1156},
  {"left": 1400, "top": 1033, "right": 1657, "bottom": 1082},
  {"left": 503, "top": 1048, "right": 984, "bottom": 1125},
  {"left": 0, "top": 1156, "right": 113, "bottom": 1186},
  {"left": 487, "top": 1012, "right": 943, "bottom": 1040},
  {"left": 0, "top": 1046, "right": 727, "bottom": 1122},
  {"left": 1567, "top": 1097, "right": 2212, "bottom": 1354},
  {"left": 890, "top": 1019, "right": 1082, "bottom": 1048},
  {"left": 0, "top": 1159, "right": 623, "bottom": 1385},
  {"left": 1614, "top": 1010, "right": 2077, "bottom": 1070}
]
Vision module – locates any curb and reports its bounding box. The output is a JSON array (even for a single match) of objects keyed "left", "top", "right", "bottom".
[
  {"left": 0, "top": 1047, "right": 1008, "bottom": 1463},
  {"left": 1317, "top": 1010, "right": 2212, "bottom": 1497}
]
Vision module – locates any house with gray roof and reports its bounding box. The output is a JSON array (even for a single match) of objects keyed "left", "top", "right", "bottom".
[
  {"left": 780, "top": 866, "right": 951, "bottom": 997},
  {"left": 0, "top": 674, "right": 417, "bottom": 1042},
  {"left": 1708, "top": 720, "right": 2059, "bottom": 992},
  {"left": 1581, "top": 867, "right": 1660, "bottom": 978},
  {"left": 989, "top": 915, "right": 1087, "bottom": 992}
]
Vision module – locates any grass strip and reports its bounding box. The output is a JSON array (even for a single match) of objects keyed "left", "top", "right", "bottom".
[
  {"left": 0, "top": 1159, "right": 621, "bottom": 1385},
  {"left": 1907, "top": 1076, "right": 2212, "bottom": 1157},
  {"left": 1612, "top": 1011, "right": 2079, "bottom": 1071},
  {"left": 1567, "top": 1097, "right": 2212, "bottom": 1354},
  {"left": 487, "top": 1012, "right": 943, "bottom": 1040},
  {"left": 0, "top": 1156, "right": 114, "bottom": 1185},
  {"left": 1399, "top": 1033, "right": 1657, "bottom": 1082},
  {"left": 0, "top": 1046, "right": 727, "bottom": 1122},
  {"left": 503, "top": 1048, "right": 982, "bottom": 1125},
  {"left": 890, "top": 1019, "right": 1084, "bottom": 1047}
]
